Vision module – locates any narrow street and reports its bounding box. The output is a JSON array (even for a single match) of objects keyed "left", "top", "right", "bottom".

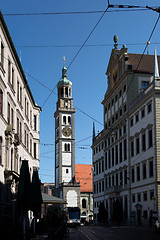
[{"left": 68, "top": 225, "right": 160, "bottom": 240}]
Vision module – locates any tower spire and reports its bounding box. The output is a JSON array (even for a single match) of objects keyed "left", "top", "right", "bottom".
[{"left": 154, "top": 48, "right": 160, "bottom": 79}]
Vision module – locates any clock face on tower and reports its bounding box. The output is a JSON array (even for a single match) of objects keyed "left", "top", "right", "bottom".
[{"left": 62, "top": 127, "right": 72, "bottom": 137}]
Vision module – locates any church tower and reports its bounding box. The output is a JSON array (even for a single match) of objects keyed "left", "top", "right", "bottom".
[{"left": 54, "top": 58, "right": 76, "bottom": 189}]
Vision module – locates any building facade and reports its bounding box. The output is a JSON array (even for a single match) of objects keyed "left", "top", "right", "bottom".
[
  {"left": 0, "top": 11, "right": 41, "bottom": 231},
  {"left": 75, "top": 164, "right": 93, "bottom": 223},
  {"left": 54, "top": 61, "right": 80, "bottom": 208},
  {"left": 92, "top": 37, "right": 160, "bottom": 225}
]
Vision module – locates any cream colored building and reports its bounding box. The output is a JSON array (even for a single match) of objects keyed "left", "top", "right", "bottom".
[
  {"left": 0, "top": 11, "right": 41, "bottom": 230},
  {"left": 92, "top": 37, "right": 160, "bottom": 225}
]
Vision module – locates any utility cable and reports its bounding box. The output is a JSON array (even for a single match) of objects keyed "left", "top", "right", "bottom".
[
  {"left": 3, "top": 8, "right": 152, "bottom": 17},
  {"left": 67, "top": 6, "right": 109, "bottom": 70}
]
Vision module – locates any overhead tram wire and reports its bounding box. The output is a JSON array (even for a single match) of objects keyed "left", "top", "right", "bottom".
[
  {"left": 67, "top": 5, "right": 108, "bottom": 70},
  {"left": 14, "top": 42, "right": 160, "bottom": 49},
  {"left": 3, "top": 8, "right": 152, "bottom": 17},
  {"left": 123, "top": 13, "right": 160, "bottom": 102},
  {"left": 41, "top": 5, "right": 110, "bottom": 114}
]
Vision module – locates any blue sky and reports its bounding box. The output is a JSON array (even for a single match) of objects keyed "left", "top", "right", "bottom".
[{"left": 1, "top": 0, "right": 160, "bottom": 182}]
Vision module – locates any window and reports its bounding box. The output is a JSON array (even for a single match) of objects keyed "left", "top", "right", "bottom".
[
  {"left": 149, "top": 161, "right": 153, "bottom": 177},
  {"left": 142, "top": 81, "right": 149, "bottom": 89},
  {"left": 120, "top": 172, "right": 123, "bottom": 185},
  {"left": 116, "top": 113, "right": 118, "bottom": 120},
  {"left": 119, "top": 142, "right": 122, "bottom": 162},
  {"left": 0, "top": 90, "right": 3, "bottom": 115},
  {"left": 120, "top": 108, "right": 122, "bottom": 116},
  {"left": 119, "top": 90, "right": 122, "bottom": 97},
  {"left": 1, "top": 42, "right": 4, "bottom": 67},
  {"left": 124, "top": 139, "right": 127, "bottom": 160},
  {"left": 99, "top": 161, "right": 101, "bottom": 174},
  {"left": 124, "top": 104, "right": 126, "bottom": 112},
  {"left": 143, "top": 192, "right": 147, "bottom": 201},
  {"left": 150, "top": 191, "right": 154, "bottom": 200},
  {"left": 34, "top": 143, "right": 37, "bottom": 159},
  {"left": 7, "top": 102, "right": 10, "bottom": 124},
  {"left": 148, "top": 103, "right": 152, "bottom": 113},
  {"left": 131, "top": 140, "right": 134, "bottom": 157},
  {"left": 8, "top": 59, "right": 11, "bottom": 83},
  {"left": 132, "top": 195, "right": 135, "bottom": 203},
  {"left": 65, "top": 87, "right": 68, "bottom": 97},
  {"left": 135, "top": 113, "right": 139, "bottom": 123},
  {"left": 112, "top": 147, "right": 114, "bottom": 166},
  {"left": 124, "top": 169, "right": 127, "bottom": 185},
  {"left": 102, "top": 180, "right": 104, "bottom": 191},
  {"left": 137, "top": 165, "right": 140, "bottom": 181},
  {"left": 131, "top": 168, "right": 135, "bottom": 183},
  {"left": 123, "top": 125, "right": 126, "bottom": 134},
  {"left": 105, "top": 106, "right": 107, "bottom": 113},
  {"left": 61, "top": 87, "right": 63, "bottom": 96},
  {"left": 115, "top": 95, "right": 118, "bottom": 102},
  {"left": 66, "top": 169, "right": 69, "bottom": 174},
  {"left": 142, "top": 133, "right": 146, "bottom": 151},
  {"left": 17, "top": 80, "right": 19, "bottom": 101},
  {"left": 123, "top": 84, "right": 126, "bottom": 93},
  {"left": 112, "top": 117, "right": 114, "bottom": 124},
  {"left": 108, "top": 150, "right": 111, "bottom": 168},
  {"left": 119, "top": 128, "right": 122, "bottom": 137},
  {"left": 30, "top": 139, "right": 32, "bottom": 155},
  {"left": 108, "top": 103, "right": 110, "bottom": 110},
  {"left": 99, "top": 182, "right": 101, "bottom": 192},
  {"left": 143, "top": 163, "right": 146, "bottom": 179},
  {"left": 68, "top": 116, "right": 71, "bottom": 124},
  {"left": 148, "top": 129, "right": 153, "bottom": 148},
  {"left": 12, "top": 67, "right": 14, "bottom": 88},
  {"left": 130, "top": 118, "right": 133, "bottom": 127},
  {"left": 116, "top": 145, "right": 118, "bottom": 164},
  {"left": 34, "top": 115, "right": 37, "bottom": 130},
  {"left": 112, "top": 99, "right": 114, "bottom": 106},
  {"left": 102, "top": 159, "right": 104, "bottom": 172},
  {"left": 105, "top": 152, "right": 107, "bottom": 170},
  {"left": 112, "top": 175, "right": 114, "bottom": 186},
  {"left": 82, "top": 199, "right": 86, "bottom": 208},
  {"left": 105, "top": 178, "right": 107, "bottom": 189},
  {"left": 0, "top": 137, "right": 2, "bottom": 165},
  {"left": 137, "top": 193, "right": 141, "bottom": 202},
  {"left": 141, "top": 108, "right": 145, "bottom": 118},
  {"left": 136, "top": 137, "right": 140, "bottom": 154}
]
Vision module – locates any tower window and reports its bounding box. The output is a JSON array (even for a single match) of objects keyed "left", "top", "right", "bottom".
[
  {"left": 68, "top": 116, "right": 71, "bottom": 124},
  {"left": 66, "top": 169, "right": 69, "bottom": 174},
  {"left": 65, "top": 87, "right": 68, "bottom": 97},
  {"left": 63, "top": 116, "right": 66, "bottom": 124},
  {"left": 61, "top": 87, "right": 63, "bottom": 96},
  {"left": 82, "top": 199, "right": 86, "bottom": 208}
]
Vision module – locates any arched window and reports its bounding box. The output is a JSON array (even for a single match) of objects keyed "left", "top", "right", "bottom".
[
  {"left": 11, "top": 148, "right": 13, "bottom": 171},
  {"left": 82, "top": 199, "right": 86, "bottom": 208},
  {"left": 65, "top": 87, "right": 68, "bottom": 97},
  {"left": 69, "top": 88, "right": 71, "bottom": 97},
  {"left": 65, "top": 144, "right": 67, "bottom": 152},
  {"left": 68, "top": 116, "right": 71, "bottom": 125},
  {"left": 0, "top": 137, "right": 2, "bottom": 165},
  {"left": 68, "top": 144, "right": 70, "bottom": 152},
  {"left": 61, "top": 87, "right": 63, "bottom": 96},
  {"left": 63, "top": 116, "right": 66, "bottom": 124}
]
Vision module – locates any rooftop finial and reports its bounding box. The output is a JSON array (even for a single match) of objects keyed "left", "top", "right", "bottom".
[
  {"left": 147, "top": 41, "right": 150, "bottom": 55},
  {"left": 63, "top": 56, "right": 66, "bottom": 67},
  {"left": 113, "top": 35, "right": 118, "bottom": 49}
]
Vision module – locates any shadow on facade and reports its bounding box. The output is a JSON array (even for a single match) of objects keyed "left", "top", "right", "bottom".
[{"left": 0, "top": 181, "right": 20, "bottom": 239}]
